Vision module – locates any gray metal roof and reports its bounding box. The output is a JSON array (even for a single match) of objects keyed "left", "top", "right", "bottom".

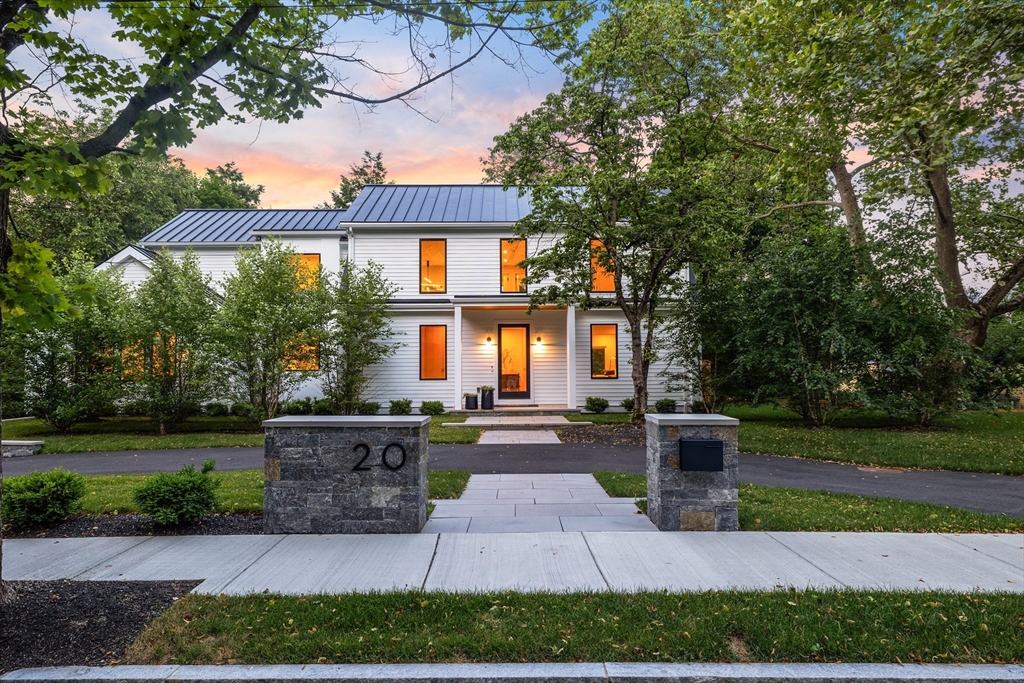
[
  {"left": 345, "top": 185, "right": 532, "bottom": 224},
  {"left": 139, "top": 209, "right": 348, "bottom": 245}
]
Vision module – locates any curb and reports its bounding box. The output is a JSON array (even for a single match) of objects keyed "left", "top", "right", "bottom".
[{"left": 3, "top": 663, "right": 1024, "bottom": 683}]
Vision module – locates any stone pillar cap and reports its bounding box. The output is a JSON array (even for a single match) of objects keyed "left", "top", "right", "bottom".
[
  {"left": 263, "top": 415, "right": 432, "bottom": 428},
  {"left": 645, "top": 413, "right": 739, "bottom": 427}
]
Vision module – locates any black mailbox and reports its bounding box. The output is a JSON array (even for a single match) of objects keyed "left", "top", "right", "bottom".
[{"left": 679, "top": 439, "right": 724, "bottom": 472}]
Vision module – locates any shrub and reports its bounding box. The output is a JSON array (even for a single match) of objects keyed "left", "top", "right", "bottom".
[
  {"left": 389, "top": 399, "right": 413, "bottom": 415},
  {"left": 279, "top": 398, "right": 309, "bottom": 415},
  {"left": 419, "top": 400, "right": 445, "bottom": 416},
  {"left": 584, "top": 396, "right": 609, "bottom": 414},
  {"left": 230, "top": 401, "right": 255, "bottom": 418},
  {"left": 621, "top": 398, "right": 635, "bottom": 412},
  {"left": 357, "top": 401, "right": 381, "bottom": 415},
  {"left": 312, "top": 398, "right": 334, "bottom": 415},
  {"left": 133, "top": 460, "right": 220, "bottom": 526},
  {"left": 120, "top": 400, "right": 148, "bottom": 417},
  {"left": 1, "top": 468, "right": 86, "bottom": 527},
  {"left": 203, "top": 402, "right": 230, "bottom": 417},
  {"left": 654, "top": 398, "right": 677, "bottom": 414}
]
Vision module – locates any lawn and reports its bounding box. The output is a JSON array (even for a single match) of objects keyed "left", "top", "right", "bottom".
[
  {"left": 591, "top": 471, "right": 1024, "bottom": 534},
  {"left": 3, "top": 414, "right": 479, "bottom": 453},
  {"left": 572, "top": 407, "right": 1024, "bottom": 475},
  {"left": 126, "top": 590, "right": 1024, "bottom": 665},
  {"left": 70, "top": 468, "right": 470, "bottom": 516}
]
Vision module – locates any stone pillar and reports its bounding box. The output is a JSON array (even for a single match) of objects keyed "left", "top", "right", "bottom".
[
  {"left": 263, "top": 415, "right": 429, "bottom": 534},
  {"left": 646, "top": 414, "right": 739, "bottom": 531}
]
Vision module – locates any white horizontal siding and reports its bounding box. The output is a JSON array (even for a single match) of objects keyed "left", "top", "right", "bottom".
[
  {"left": 574, "top": 310, "right": 688, "bottom": 410},
  {"left": 461, "top": 309, "right": 567, "bottom": 406},
  {"left": 276, "top": 236, "right": 346, "bottom": 275},
  {"left": 359, "top": 311, "right": 457, "bottom": 410},
  {"left": 108, "top": 259, "right": 152, "bottom": 287}
]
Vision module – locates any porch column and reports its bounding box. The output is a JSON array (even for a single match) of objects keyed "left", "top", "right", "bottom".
[
  {"left": 454, "top": 305, "right": 463, "bottom": 410},
  {"left": 566, "top": 305, "right": 576, "bottom": 409}
]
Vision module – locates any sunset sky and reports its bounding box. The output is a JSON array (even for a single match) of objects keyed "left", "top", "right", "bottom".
[{"left": 173, "top": 33, "right": 570, "bottom": 208}]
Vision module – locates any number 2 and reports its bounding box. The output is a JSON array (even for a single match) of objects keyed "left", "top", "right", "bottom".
[{"left": 352, "top": 444, "right": 372, "bottom": 471}]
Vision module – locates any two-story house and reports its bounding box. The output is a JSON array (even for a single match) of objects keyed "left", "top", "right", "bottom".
[{"left": 100, "top": 184, "right": 684, "bottom": 411}]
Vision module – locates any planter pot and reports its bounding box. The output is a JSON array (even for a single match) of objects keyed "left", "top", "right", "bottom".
[
  {"left": 480, "top": 389, "right": 495, "bottom": 410},
  {"left": 465, "top": 395, "right": 478, "bottom": 410}
]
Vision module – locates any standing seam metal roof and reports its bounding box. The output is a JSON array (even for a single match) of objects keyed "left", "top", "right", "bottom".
[
  {"left": 139, "top": 209, "right": 348, "bottom": 244},
  {"left": 345, "top": 185, "right": 532, "bottom": 223}
]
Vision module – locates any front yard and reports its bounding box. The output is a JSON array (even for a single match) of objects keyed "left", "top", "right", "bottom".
[{"left": 2, "top": 414, "right": 480, "bottom": 453}]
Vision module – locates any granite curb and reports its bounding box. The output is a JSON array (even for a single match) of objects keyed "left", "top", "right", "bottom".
[{"left": 3, "top": 664, "right": 1024, "bottom": 683}]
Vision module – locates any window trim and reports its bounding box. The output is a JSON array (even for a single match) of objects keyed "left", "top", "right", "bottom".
[
  {"left": 591, "top": 239, "right": 615, "bottom": 293},
  {"left": 499, "top": 238, "right": 528, "bottom": 294},
  {"left": 419, "top": 238, "right": 447, "bottom": 294},
  {"left": 590, "top": 323, "right": 619, "bottom": 380},
  {"left": 419, "top": 324, "right": 448, "bottom": 381}
]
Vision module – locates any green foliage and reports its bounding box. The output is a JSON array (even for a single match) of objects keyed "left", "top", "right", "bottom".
[
  {"left": 620, "top": 398, "right": 635, "bottom": 413},
  {"left": 279, "top": 398, "right": 313, "bottom": 416},
  {"left": 215, "top": 239, "right": 329, "bottom": 422},
  {"left": 312, "top": 399, "right": 334, "bottom": 416},
  {"left": 419, "top": 400, "right": 445, "bottom": 416},
  {"left": 132, "top": 460, "right": 220, "bottom": 526},
  {"left": 230, "top": 402, "right": 255, "bottom": 419},
  {"left": 321, "top": 260, "right": 398, "bottom": 414},
  {"left": 203, "top": 402, "right": 230, "bottom": 417},
  {"left": 389, "top": 399, "right": 412, "bottom": 415},
  {"left": 969, "top": 311, "right": 1024, "bottom": 407},
  {"left": 653, "top": 398, "right": 676, "bottom": 414},
  {"left": 21, "top": 259, "right": 127, "bottom": 432},
  {"left": 357, "top": 401, "right": 381, "bottom": 415},
  {"left": 128, "top": 249, "right": 218, "bottom": 434},
  {"left": 196, "top": 163, "right": 264, "bottom": 209},
  {"left": 321, "top": 151, "right": 392, "bottom": 210},
  {"left": 1, "top": 468, "right": 86, "bottom": 527},
  {"left": 584, "top": 396, "right": 609, "bottom": 414},
  {"left": 486, "top": 4, "right": 752, "bottom": 421},
  {"left": 0, "top": 241, "right": 75, "bottom": 333}
]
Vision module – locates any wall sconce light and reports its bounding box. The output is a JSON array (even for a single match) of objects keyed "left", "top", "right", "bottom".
[
  {"left": 534, "top": 335, "right": 543, "bottom": 345},
  {"left": 485, "top": 336, "right": 493, "bottom": 344}
]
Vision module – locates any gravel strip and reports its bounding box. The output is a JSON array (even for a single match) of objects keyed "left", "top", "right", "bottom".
[
  {"left": 6, "top": 513, "right": 263, "bottom": 539},
  {"left": 554, "top": 424, "right": 645, "bottom": 447},
  {"left": 0, "top": 580, "right": 199, "bottom": 674}
]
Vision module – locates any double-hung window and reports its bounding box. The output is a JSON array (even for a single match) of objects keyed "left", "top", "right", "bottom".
[{"left": 420, "top": 239, "right": 447, "bottom": 293}]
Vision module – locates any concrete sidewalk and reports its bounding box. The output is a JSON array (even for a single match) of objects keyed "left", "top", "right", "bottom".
[{"left": 4, "top": 532, "right": 1021, "bottom": 595}]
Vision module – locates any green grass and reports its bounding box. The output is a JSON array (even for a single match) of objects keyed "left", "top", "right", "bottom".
[
  {"left": 2, "top": 414, "right": 479, "bottom": 452},
  {"left": 591, "top": 471, "right": 1024, "bottom": 533},
  {"left": 69, "top": 468, "right": 471, "bottom": 516},
  {"left": 567, "top": 413, "right": 633, "bottom": 424},
  {"left": 723, "top": 407, "right": 1024, "bottom": 476},
  {"left": 126, "top": 590, "right": 1024, "bottom": 665},
  {"left": 428, "top": 414, "right": 481, "bottom": 444}
]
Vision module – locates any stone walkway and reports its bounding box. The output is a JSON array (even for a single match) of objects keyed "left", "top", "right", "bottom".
[
  {"left": 441, "top": 415, "right": 591, "bottom": 428},
  {"left": 423, "top": 473, "right": 657, "bottom": 533},
  {"left": 477, "top": 430, "right": 561, "bottom": 445}
]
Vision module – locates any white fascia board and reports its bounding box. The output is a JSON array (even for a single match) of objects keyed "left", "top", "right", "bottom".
[
  {"left": 139, "top": 242, "right": 253, "bottom": 248},
  {"left": 251, "top": 230, "right": 350, "bottom": 237},
  {"left": 99, "top": 245, "right": 152, "bottom": 269}
]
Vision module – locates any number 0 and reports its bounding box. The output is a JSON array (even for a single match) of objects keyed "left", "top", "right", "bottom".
[{"left": 382, "top": 443, "right": 407, "bottom": 470}]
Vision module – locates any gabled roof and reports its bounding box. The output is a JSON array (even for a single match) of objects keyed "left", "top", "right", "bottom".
[
  {"left": 345, "top": 185, "right": 532, "bottom": 224},
  {"left": 139, "top": 209, "right": 348, "bottom": 245}
]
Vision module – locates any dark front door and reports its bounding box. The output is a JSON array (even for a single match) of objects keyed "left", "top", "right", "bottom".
[{"left": 497, "top": 324, "right": 530, "bottom": 400}]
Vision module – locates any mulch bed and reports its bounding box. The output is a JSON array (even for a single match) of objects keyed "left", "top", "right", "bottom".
[
  {"left": 555, "top": 424, "right": 645, "bottom": 447},
  {"left": 0, "top": 579, "right": 199, "bottom": 674},
  {"left": 7, "top": 512, "right": 263, "bottom": 539}
]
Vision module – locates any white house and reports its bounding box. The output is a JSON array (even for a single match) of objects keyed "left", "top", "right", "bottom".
[{"left": 100, "top": 184, "right": 687, "bottom": 411}]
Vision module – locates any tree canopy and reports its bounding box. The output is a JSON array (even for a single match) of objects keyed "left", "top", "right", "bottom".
[{"left": 322, "top": 151, "right": 393, "bottom": 210}]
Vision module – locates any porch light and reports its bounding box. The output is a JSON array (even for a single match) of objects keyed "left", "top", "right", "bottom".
[
  {"left": 534, "top": 335, "right": 543, "bottom": 345},
  {"left": 485, "top": 336, "right": 493, "bottom": 345}
]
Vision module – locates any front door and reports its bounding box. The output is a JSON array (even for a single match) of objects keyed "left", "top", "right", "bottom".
[{"left": 497, "top": 324, "right": 530, "bottom": 400}]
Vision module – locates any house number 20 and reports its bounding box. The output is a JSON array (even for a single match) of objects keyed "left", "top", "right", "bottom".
[{"left": 352, "top": 443, "right": 407, "bottom": 471}]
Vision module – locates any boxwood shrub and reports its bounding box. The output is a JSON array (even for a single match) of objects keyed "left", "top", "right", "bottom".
[
  {"left": 584, "top": 396, "right": 609, "bottom": 414},
  {"left": 1, "top": 468, "right": 86, "bottom": 527},
  {"left": 419, "top": 400, "right": 445, "bottom": 416},
  {"left": 389, "top": 399, "right": 413, "bottom": 415},
  {"left": 133, "top": 460, "right": 220, "bottom": 526}
]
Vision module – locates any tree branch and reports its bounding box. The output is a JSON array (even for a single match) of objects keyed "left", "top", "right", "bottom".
[
  {"left": 979, "top": 251, "right": 1024, "bottom": 316},
  {"left": 747, "top": 200, "right": 842, "bottom": 225},
  {"left": 849, "top": 157, "right": 887, "bottom": 177}
]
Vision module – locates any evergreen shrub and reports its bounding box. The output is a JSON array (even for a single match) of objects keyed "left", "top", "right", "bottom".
[
  {"left": 1, "top": 468, "right": 86, "bottom": 527},
  {"left": 585, "top": 396, "right": 609, "bottom": 413},
  {"left": 133, "top": 460, "right": 220, "bottom": 526},
  {"left": 419, "top": 401, "right": 445, "bottom": 415}
]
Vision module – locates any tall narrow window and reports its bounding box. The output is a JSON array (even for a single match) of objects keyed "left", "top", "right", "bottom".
[
  {"left": 591, "top": 239, "right": 615, "bottom": 292},
  {"left": 291, "top": 253, "right": 321, "bottom": 290},
  {"left": 420, "top": 239, "right": 447, "bottom": 293},
  {"left": 500, "top": 239, "right": 527, "bottom": 293},
  {"left": 284, "top": 337, "right": 320, "bottom": 371},
  {"left": 590, "top": 324, "right": 618, "bottom": 379},
  {"left": 420, "top": 325, "right": 447, "bottom": 380}
]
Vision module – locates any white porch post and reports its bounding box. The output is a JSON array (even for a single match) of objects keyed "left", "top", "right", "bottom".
[
  {"left": 566, "top": 305, "right": 576, "bottom": 409},
  {"left": 454, "top": 305, "right": 463, "bottom": 410}
]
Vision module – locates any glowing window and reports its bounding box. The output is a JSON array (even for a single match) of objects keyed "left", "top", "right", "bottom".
[
  {"left": 500, "top": 239, "right": 527, "bottom": 293},
  {"left": 591, "top": 240, "right": 615, "bottom": 292},
  {"left": 284, "top": 337, "right": 320, "bottom": 371},
  {"left": 420, "top": 325, "right": 447, "bottom": 380},
  {"left": 590, "top": 324, "right": 618, "bottom": 379},
  {"left": 420, "top": 240, "right": 447, "bottom": 293},
  {"left": 291, "top": 253, "right": 321, "bottom": 289}
]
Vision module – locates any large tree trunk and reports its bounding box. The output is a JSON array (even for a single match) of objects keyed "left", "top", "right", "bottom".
[
  {"left": 0, "top": 187, "right": 16, "bottom": 605},
  {"left": 629, "top": 321, "right": 649, "bottom": 427}
]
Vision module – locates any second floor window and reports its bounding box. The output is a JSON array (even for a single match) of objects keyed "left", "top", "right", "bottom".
[
  {"left": 591, "top": 239, "right": 615, "bottom": 292},
  {"left": 420, "top": 239, "right": 447, "bottom": 293},
  {"left": 292, "top": 253, "right": 321, "bottom": 290},
  {"left": 500, "top": 239, "right": 527, "bottom": 293}
]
